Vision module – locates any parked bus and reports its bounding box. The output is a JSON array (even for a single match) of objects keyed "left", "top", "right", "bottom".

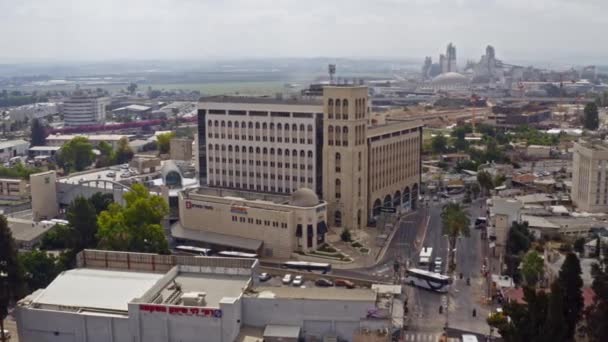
[
  {"left": 217, "top": 251, "right": 258, "bottom": 259},
  {"left": 282, "top": 261, "right": 332, "bottom": 274},
  {"left": 419, "top": 247, "right": 433, "bottom": 267},
  {"left": 405, "top": 268, "right": 450, "bottom": 292},
  {"left": 175, "top": 245, "right": 212, "bottom": 256}
]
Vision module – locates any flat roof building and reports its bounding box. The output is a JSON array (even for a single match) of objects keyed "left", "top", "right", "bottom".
[
  {"left": 0, "top": 139, "right": 30, "bottom": 162},
  {"left": 15, "top": 249, "right": 400, "bottom": 342},
  {"left": 47, "top": 134, "right": 134, "bottom": 149},
  {"left": 572, "top": 140, "right": 608, "bottom": 213},
  {"left": 62, "top": 90, "right": 109, "bottom": 126}
]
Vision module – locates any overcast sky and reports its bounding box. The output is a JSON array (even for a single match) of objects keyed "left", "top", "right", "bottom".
[{"left": 1, "top": 0, "right": 606, "bottom": 64}]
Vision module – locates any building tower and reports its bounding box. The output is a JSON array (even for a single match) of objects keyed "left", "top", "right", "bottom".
[{"left": 322, "top": 85, "right": 369, "bottom": 230}]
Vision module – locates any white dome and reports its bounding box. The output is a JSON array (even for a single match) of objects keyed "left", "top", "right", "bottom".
[
  {"left": 290, "top": 188, "right": 319, "bottom": 207},
  {"left": 432, "top": 72, "right": 468, "bottom": 84}
]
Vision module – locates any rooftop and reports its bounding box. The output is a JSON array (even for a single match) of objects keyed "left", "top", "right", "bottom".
[
  {"left": 0, "top": 139, "right": 29, "bottom": 149},
  {"left": 30, "top": 268, "right": 164, "bottom": 312},
  {"left": 187, "top": 187, "right": 325, "bottom": 209},
  {"left": 248, "top": 286, "right": 376, "bottom": 301},
  {"left": 8, "top": 218, "right": 57, "bottom": 243},
  {"left": 47, "top": 134, "right": 133, "bottom": 141},
  {"left": 199, "top": 95, "right": 322, "bottom": 106}
]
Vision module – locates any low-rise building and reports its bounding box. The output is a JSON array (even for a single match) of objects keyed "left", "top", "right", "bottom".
[
  {"left": 0, "top": 178, "right": 28, "bottom": 199},
  {"left": 46, "top": 134, "right": 134, "bottom": 149},
  {"left": 525, "top": 145, "right": 551, "bottom": 159},
  {"left": 15, "top": 249, "right": 400, "bottom": 342},
  {"left": 175, "top": 187, "right": 328, "bottom": 258},
  {"left": 0, "top": 139, "right": 30, "bottom": 162}
]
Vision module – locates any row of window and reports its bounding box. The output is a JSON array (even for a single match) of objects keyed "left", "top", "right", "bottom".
[
  {"left": 208, "top": 120, "right": 314, "bottom": 132},
  {"left": 333, "top": 177, "right": 362, "bottom": 199},
  {"left": 212, "top": 181, "right": 306, "bottom": 194},
  {"left": 231, "top": 215, "right": 288, "bottom": 229},
  {"left": 209, "top": 169, "right": 313, "bottom": 182},
  {"left": 327, "top": 98, "right": 366, "bottom": 120},
  {"left": 209, "top": 159, "right": 314, "bottom": 170},
  {"left": 333, "top": 152, "right": 363, "bottom": 173},
  {"left": 209, "top": 132, "right": 314, "bottom": 144},
  {"left": 208, "top": 145, "right": 314, "bottom": 157},
  {"left": 369, "top": 138, "right": 420, "bottom": 191}
]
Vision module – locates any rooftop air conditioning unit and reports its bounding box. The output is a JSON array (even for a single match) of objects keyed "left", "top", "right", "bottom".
[{"left": 181, "top": 292, "right": 206, "bottom": 306}]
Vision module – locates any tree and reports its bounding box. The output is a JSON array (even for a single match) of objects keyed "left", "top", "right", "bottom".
[
  {"left": 0, "top": 215, "right": 23, "bottom": 342},
  {"left": 56, "top": 136, "right": 95, "bottom": 172},
  {"left": 451, "top": 125, "right": 471, "bottom": 152},
  {"left": 127, "top": 82, "right": 138, "bottom": 95},
  {"left": 89, "top": 192, "right": 114, "bottom": 215},
  {"left": 97, "top": 184, "right": 169, "bottom": 254},
  {"left": 477, "top": 170, "right": 494, "bottom": 195},
  {"left": 558, "top": 252, "right": 584, "bottom": 339},
  {"left": 30, "top": 118, "right": 47, "bottom": 146},
  {"left": 470, "top": 183, "right": 481, "bottom": 199},
  {"left": 440, "top": 202, "right": 470, "bottom": 272},
  {"left": 585, "top": 245, "right": 608, "bottom": 341},
  {"left": 584, "top": 102, "right": 599, "bottom": 130},
  {"left": 157, "top": 132, "right": 175, "bottom": 155},
  {"left": 487, "top": 287, "right": 549, "bottom": 341},
  {"left": 340, "top": 228, "right": 352, "bottom": 242},
  {"left": 114, "top": 137, "right": 134, "bottom": 164},
  {"left": 506, "top": 221, "right": 533, "bottom": 256},
  {"left": 521, "top": 251, "right": 544, "bottom": 287},
  {"left": 19, "top": 250, "right": 62, "bottom": 293},
  {"left": 574, "top": 237, "right": 586, "bottom": 255},
  {"left": 67, "top": 196, "right": 98, "bottom": 250},
  {"left": 545, "top": 281, "right": 569, "bottom": 341}
]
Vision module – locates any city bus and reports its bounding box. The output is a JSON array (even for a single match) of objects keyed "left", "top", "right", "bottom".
[
  {"left": 405, "top": 268, "right": 450, "bottom": 292},
  {"left": 217, "top": 251, "right": 258, "bottom": 259},
  {"left": 419, "top": 247, "right": 433, "bottom": 267},
  {"left": 175, "top": 245, "right": 212, "bottom": 256},
  {"left": 281, "top": 261, "right": 332, "bottom": 274}
]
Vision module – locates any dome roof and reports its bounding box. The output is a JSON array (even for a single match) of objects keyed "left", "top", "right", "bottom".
[
  {"left": 290, "top": 188, "right": 320, "bottom": 207},
  {"left": 432, "top": 72, "right": 468, "bottom": 84}
]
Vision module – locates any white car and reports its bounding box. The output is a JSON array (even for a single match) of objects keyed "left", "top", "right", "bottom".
[
  {"left": 107, "top": 171, "right": 116, "bottom": 178},
  {"left": 292, "top": 275, "right": 304, "bottom": 287},
  {"left": 282, "top": 274, "right": 293, "bottom": 284}
]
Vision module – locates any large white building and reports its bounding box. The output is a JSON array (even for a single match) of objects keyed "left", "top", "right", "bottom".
[
  {"left": 15, "top": 250, "right": 401, "bottom": 342},
  {"left": 0, "top": 139, "right": 30, "bottom": 162},
  {"left": 62, "top": 91, "right": 109, "bottom": 126}
]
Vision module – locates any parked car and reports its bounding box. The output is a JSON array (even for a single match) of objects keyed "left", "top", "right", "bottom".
[
  {"left": 120, "top": 172, "right": 130, "bottom": 178},
  {"left": 281, "top": 274, "right": 293, "bottom": 284},
  {"left": 292, "top": 275, "right": 304, "bottom": 286},
  {"left": 315, "top": 278, "right": 334, "bottom": 287},
  {"left": 334, "top": 279, "right": 355, "bottom": 289},
  {"left": 258, "top": 273, "right": 271, "bottom": 282},
  {"left": 107, "top": 171, "right": 116, "bottom": 178}
]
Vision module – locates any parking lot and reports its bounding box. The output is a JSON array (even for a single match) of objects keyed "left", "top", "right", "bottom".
[{"left": 256, "top": 271, "right": 358, "bottom": 290}]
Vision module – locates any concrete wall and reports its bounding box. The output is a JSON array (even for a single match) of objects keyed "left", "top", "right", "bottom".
[
  {"left": 242, "top": 297, "right": 372, "bottom": 341},
  {"left": 16, "top": 306, "right": 129, "bottom": 342},
  {"left": 170, "top": 138, "right": 193, "bottom": 161}
]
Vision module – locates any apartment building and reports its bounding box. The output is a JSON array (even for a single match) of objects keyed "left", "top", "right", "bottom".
[
  {"left": 572, "top": 140, "right": 608, "bottom": 213},
  {"left": 62, "top": 90, "right": 109, "bottom": 126}
]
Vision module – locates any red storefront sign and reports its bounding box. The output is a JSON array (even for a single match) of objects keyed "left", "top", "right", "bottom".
[{"left": 139, "top": 304, "right": 222, "bottom": 318}]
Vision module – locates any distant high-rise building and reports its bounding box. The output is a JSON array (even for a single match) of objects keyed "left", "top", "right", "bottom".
[
  {"left": 572, "top": 140, "right": 608, "bottom": 213},
  {"left": 439, "top": 43, "right": 457, "bottom": 74},
  {"left": 62, "top": 90, "right": 108, "bottom": 126}
]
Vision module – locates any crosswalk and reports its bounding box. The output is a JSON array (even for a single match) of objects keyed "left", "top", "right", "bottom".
[{"left": 401, "top": 332, "right": 461, "bottom": 341}]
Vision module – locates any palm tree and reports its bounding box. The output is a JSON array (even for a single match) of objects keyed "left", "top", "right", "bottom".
[
  {"left": 477, "top": 170, "right": 494, "bottom": 196},
  {"left": 441, "top": 202, "right": 470, "bottom": 272}
]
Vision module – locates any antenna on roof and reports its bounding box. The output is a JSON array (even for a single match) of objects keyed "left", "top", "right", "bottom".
[{"left": 328, "top": 64, "right": 336, "bottom": 85}]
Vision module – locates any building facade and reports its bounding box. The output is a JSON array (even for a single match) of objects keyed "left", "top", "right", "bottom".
[
  {"left": 30, "top": 171, "right": 59, "bottom": 221},
  {"left": 0, "top": 178, "right": 28, "bottom": 199},
  {"left": 62, "top": 91, "right": 109, "bottom": 126},
  {"left": 572, "top": 140, "right": 608, "bottom": 213},
  {"left": 0, "top": 139, "right": 30, "bottom": 162},
  {"left": 176, "top": 187, "right": 328, "bottom": 257},
  {"left": 194, "top": 86, "right": 422, "bottom": 231},
  {"left": 169, "top": 137, "right": 194, "bottom": 161}
]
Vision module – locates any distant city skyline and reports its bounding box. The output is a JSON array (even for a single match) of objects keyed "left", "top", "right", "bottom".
[{"left": 0, "top": 0, "right": 607, "bottom": 65}]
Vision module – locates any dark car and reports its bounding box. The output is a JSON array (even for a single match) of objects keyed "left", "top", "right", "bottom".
[
  {"left": 258, "top": 272, "right": 272, "bottom": 282},
  {"left": 315, "top": 278, "right": 334, "bottom": 287},
  {"left": 334, "top": 279, "right": 355, "bottom": 289}
]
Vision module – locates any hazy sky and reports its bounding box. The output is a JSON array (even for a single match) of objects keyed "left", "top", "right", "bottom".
[{"left": 1, "top": 0, "right": 607, "bottom": 63}]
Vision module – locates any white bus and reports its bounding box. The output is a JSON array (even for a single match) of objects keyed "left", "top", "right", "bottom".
[
  {"left": 419, "top": 247, "right": 433, "bottom": 267},
  {"left": 217, "top": 251, "right": 258, "bottom": 259},
  {"left": 175, "top": 245, "right": 212, "bottom": 256},
  {"left": 405, "top": 268, "right": 450, "bottom": 292}
]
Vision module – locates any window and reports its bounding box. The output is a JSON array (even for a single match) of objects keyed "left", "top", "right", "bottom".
[
  {"left": 342, "top": 126, "right": 348, "bottom": 146},
  {"left": 335, "top": 152, "right": 341, "bottom": 173},
  {"left": 358, "top": 151, "right": 362, "bottom": 171},
  {"left": 358, "top": 178, "right": 361, "bottom": 197},
  {"left": 328, "top": 99, "right": 334, "bottom": 119},
  {"left": 342, "top": 99, "right": 348, "bottom": 119},
  {"left": 335, "top": 179, "right": 341, "bottom": 199},
  {"left": 328, "top": 126, "right": 334, "bottom": 145}
]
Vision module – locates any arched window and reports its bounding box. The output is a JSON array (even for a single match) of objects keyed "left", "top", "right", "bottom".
[
  {"left": 328, "top": 99, "right": 334, "bottom": 119},
  {"left": 278, "top": 148, "right": 283, "bottom": 156},
  {"left": 255, "top": 122, "right": 260, "bottom": 129},
  {"left": 358, "top": 178, "right": 361, "bottom": 197},
  {"left": 270, "top": 123, "right": 274, "bottom": 130},
  {"left": 235, "top": 121, "right": 239, "bottom": 128},
  {"left": 270, "top": 148, "right": 275, "bottom": 155},
  {"left": 221, "top": 145, "right": 226, "bottom": 151},
  {"left": 335, "top": 179, "right": 341, "bottom": 199},
  {"left": 256, "top": 147, "right": 261, "bottom": 154},
  {"left": 307, "top": 124, "right": 313, "bottom": 132},
  {"left": 235, "top": 146, "right": 240, "bottom": 153},
  {"left": 299, "top": 124, "right": 305, "bottom": 132},
  {"left": 249, "top": 146, "right": 254, "bottom": 153},
  {"left": 208, "top": 120, "right": 213, "bottom": 127},
  {"left": 227, "top": 121, "right": 232, "bottom": 128},
  {"left": 228, "top": 145, "right": 233, "bottom": 152},
  {"left": 335, "top": 99, "right": 341, "bottom": 117},
  {"left": 300, "top": 150, "right": 305, "bottom": 157},
  {"left": 328, "top": 125, "right": 334, "bottom": 145},
  {"left": 285, "top": 124, "right": 290, "bottom": 131},
  {"left": 262, "top": 122, "right": 267, "bottom": 130},
  {"left": 307, "top": 151, "right": 313, "bottom": 158},
  {"left": 334, "top": 210, "right": 342, "bottom": 227},
  {"left": 292, "top": 149, "right": 297, "bottom": 157},
  {"left": 342, "top": 99, "right": 348, "bottom": 119},
  {"left": 215, "top": 144, "right": 220, "bottom": 150},
  {"left": 292, "top": 124, "right": 297, "bottom": 132},
  {"left": 214, "top": 120, "right": 219, "bottom": 127},
  {"left": 285, "top": 149, "right": 290, "bottom": 156},
  {"left": 248, "top": 122, "right": 253, "bottom": 129},
  {"left": 342, "top": 126, "right": 348, "bottom": 146},
  {"left": 221, "top": 120, "right": 225, "bottom": 127},
  {"left": 263, "top": 148, "right": 268, "bottom": 155},
  {"left": 335, "top": 152, "right": 341, "bottom": 173}
]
